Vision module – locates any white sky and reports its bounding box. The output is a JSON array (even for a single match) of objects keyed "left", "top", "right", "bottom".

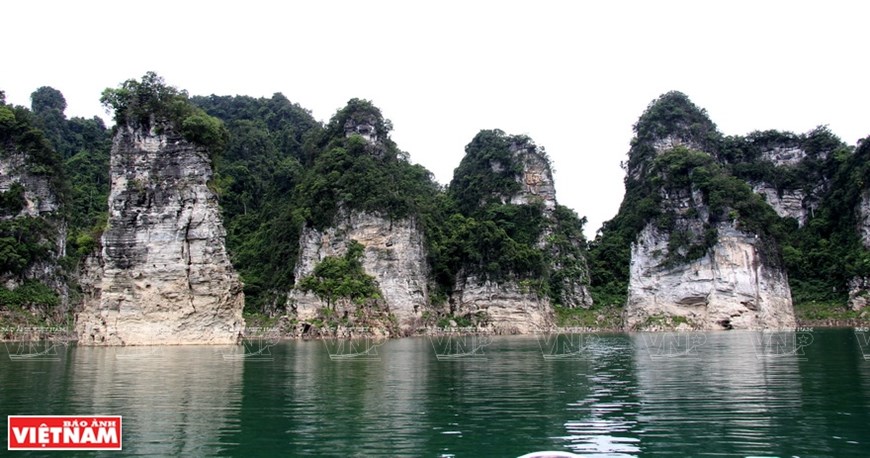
[{"left": 3, "top": 1, "right": 868, "bottom": 237}]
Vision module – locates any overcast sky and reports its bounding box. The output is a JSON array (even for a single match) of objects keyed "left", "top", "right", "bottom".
[{"left": 3, "top": 1, "right": 868, "bottom": 237}]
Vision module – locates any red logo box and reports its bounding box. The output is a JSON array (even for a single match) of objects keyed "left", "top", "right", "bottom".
[{"left": 7, "top": 416, "right": 122, "bottom": 451}]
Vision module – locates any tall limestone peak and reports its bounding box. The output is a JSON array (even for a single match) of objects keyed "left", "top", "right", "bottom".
[
  {"left": 450, "top": 129, "right": 557, "bottom": 213},
  {"left": 596, "top": 92, "right": 796, "bottom": 330},
  {"left": 627, "top": 91, "right": 718, "bottom": 180},
  {"left": 76, "top": 73, "right": 243, "bottom": 345},
  {"left": 445, "top": 130, "right": 592, "bottom": 332},
  {"left": 326, "top": 98, "right": 393, "bottom": 157},
  {"left": 289, "top": 99, "right": 432, "bottom": 334}
]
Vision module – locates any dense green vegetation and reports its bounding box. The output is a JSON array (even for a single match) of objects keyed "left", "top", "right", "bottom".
[
  {"left": 297, "top": 241, "right": 381, "bottom": 309},
  {"left": 4, "top": 77, "right": 869, "bottom": 327},
  {"left": 101, "top": 72, "right": 228, "bottom": 154},
  {"left": 191, "top": 95, "right": 441, "bottom": 313},
  {"left": 190, "top": 92, "right": 320, "bottom": 313},
  {"left": 0, "top": 91, "right": 70, "bottom": 311},
  {"left": 434, "top": 130, "right": 591, "bottom": 307},
  {"left": 781, "top": 136, "right": 870, "bottom": 305},
  {"left": 27, "top": 87, "right": 113, "bottom": 259},
  {"left": 0, "top": 92, "right": 65, "bottom": 190}
]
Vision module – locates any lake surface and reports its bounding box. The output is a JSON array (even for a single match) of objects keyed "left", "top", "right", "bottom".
[{"left": 2, "top": 328, "right": 870, "bottom": 457}]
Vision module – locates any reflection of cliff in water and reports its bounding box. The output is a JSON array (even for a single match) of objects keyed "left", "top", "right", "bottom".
[
  {"left": 632, "top": 331, "right": 803, "bottom": 456},
  {"left": 70, "top": 345, "right": 243, "bottom": 456},
  {"left": 557, "top": 335, "right": 642, "bottom": 457}
]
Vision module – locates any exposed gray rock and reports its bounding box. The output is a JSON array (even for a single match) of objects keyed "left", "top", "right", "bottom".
[
  {"left": 848, "top": 190, "right": 870, "bottom": 311},
  {"left": 626, "top": 222, "right": 796, "bottom": 330},
  {"left": 858, "top": 189, "right": 870, "bottom": 249},
  {"left": 651, "top": 135, "right": 707, "bottom": 156},
  {"left": 345, "top": 118, "right": 378, "bottom": 144},
  {"left": 451, "top": 138, "right": 592, "bottom": 326},
  {"left": 0, "top": 152, "right": 60, "bottom": 217},
  {"left": 508, "top": 141, "right": 556, "bottom": 211},
  {"left": 752, "top": 182, "right": 808, "bottom": 224},
  {"left": 290, "top": 211, "right": 428, "bottom": 329},
  {"left": 0, "top": 152, "right": 67, "bottom": 307},
  {"left": 761, "top": 146, "right": 809, "bottom": 167},
  {"left": 848, "top": 277, "right": 869, "bottom": 312},
  {"left": 76, "top": 126, "right": 244, "bottom": 345},
  {"left": 450, "top": 275, "right": 553, "bottom": 333}
]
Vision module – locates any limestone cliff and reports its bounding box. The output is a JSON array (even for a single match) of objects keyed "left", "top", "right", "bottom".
[
  {"left": 76, "top": 126, "right": 244, "bottom": 345},
  {"left": 848, "top": 189, "right": 870, "bottom": 311},
  {"left": 289, "top": 211, "right": 428, "bottom": 330},
  {"left": 450, "top": 274, "right": 552, "bottom": 333},
  {"left": 508, "top": 141, "right": 557, "bottom": 210},
  {"left": 626, "top": 222, "right": 795, "bottom": 330},
  {"left": 750, "top": 182, "right": 820, "bottom": 225},
  {"left": 0, "top": 149, "right": 68, "bottom": 310},
  {"left": 448, "top": 132, "right": 592, "bottom": 332},
  {"left": 740, "top": 132, "right": 836, "bottom": 226},
  {"left": 617, "top": 92, "right": 796, "bottom": 330},
  {"left": 0, "top": 152, "right": 60, "bottom": 218}
]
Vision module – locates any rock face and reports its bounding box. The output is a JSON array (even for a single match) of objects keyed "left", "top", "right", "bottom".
[
  {"left": 449, "top": 136, "right": 592, "bottom": 331},
  {"left": 858, "top": 190, "right": 870, "bottom": 248},
  {"left": 0, "top": 152, "right": 67, "bottom": 304},
  {"left": 508, "top": 141, "right": 557, "bottom": 210},
  {"left": 450, "top": 275, "right": 552, "bottom": 333},
  {"left": 623, "top": 172, "right": 796, "bottom": 331},
  {"left": 752, "top": 183, "right": 809, "bottom": 224},
  {"left": 761, "top": 145, "right": 810, "bottom": 167},
  {"left": 290, "top": 211, "right": 428, "bottom": 329},
  {"left": 747, "top": 142, "right": 827, "bottom": 227},
  {"left": 0, "top": 152, "right": 60, "bottom": 217},
  {"left": 76, "top": 126, "right": 244, "bottom": 345},
  {"left": 626, "top": 222, "right": 796, "bottom": 330},
  {"left": 848, "top": 190, "right": 870, "bottom": 311}
]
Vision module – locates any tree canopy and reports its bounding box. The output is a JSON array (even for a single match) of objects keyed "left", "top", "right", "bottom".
[{"left": 101, "top": 72, "right": 227, "bottom": 153}]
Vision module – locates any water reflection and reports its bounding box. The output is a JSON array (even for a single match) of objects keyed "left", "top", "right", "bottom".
[
  {"left": 71, "top": 345, "right": 243, "bottom": 456},
  {"left": 633, "top": 331, "right": 804, "bottom": 457},
  {"left": 2, "top": 330, "right": 869, "bottom": 457},
  {"left": 557, "top": 334, "right": 641, "bottom": 457}
]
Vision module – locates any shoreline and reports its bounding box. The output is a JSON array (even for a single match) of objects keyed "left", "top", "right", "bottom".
[{"left": 3, "top": 321, "right": 869, "bottom": 343}]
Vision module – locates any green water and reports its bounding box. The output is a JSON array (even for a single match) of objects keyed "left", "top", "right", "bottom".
[{"left": 2, "top": 329, "right": 870, "bottom": 457}]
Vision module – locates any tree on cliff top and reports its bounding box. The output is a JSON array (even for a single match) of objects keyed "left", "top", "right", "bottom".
[{"left": 100, "top": 72, "right": 228, "bottom": 154}]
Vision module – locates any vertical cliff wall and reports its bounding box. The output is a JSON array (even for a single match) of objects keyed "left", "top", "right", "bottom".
[
  {"left": 848, "top": 188, "right": 870, "bottom": 310},
  {"left": 626, "top": 222, "right": 795, "bottom": 330},
  {"left": 448, "top": 132, "right": 592, "bottom": 332},
  {"left": 0, "top": 152, "right": 60, "bottom": 218},
  {"left": 0, "top": 145, "right": 68, "bottom": 312},
  {"left": 289, "top": 211, "right": 428, "bottom": 330},
  {"left": 76, "top": 126, "right": 244, "bottom": 345},
  {"left": 614, "top": 92, "right": 796, "bottom": 330}
]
